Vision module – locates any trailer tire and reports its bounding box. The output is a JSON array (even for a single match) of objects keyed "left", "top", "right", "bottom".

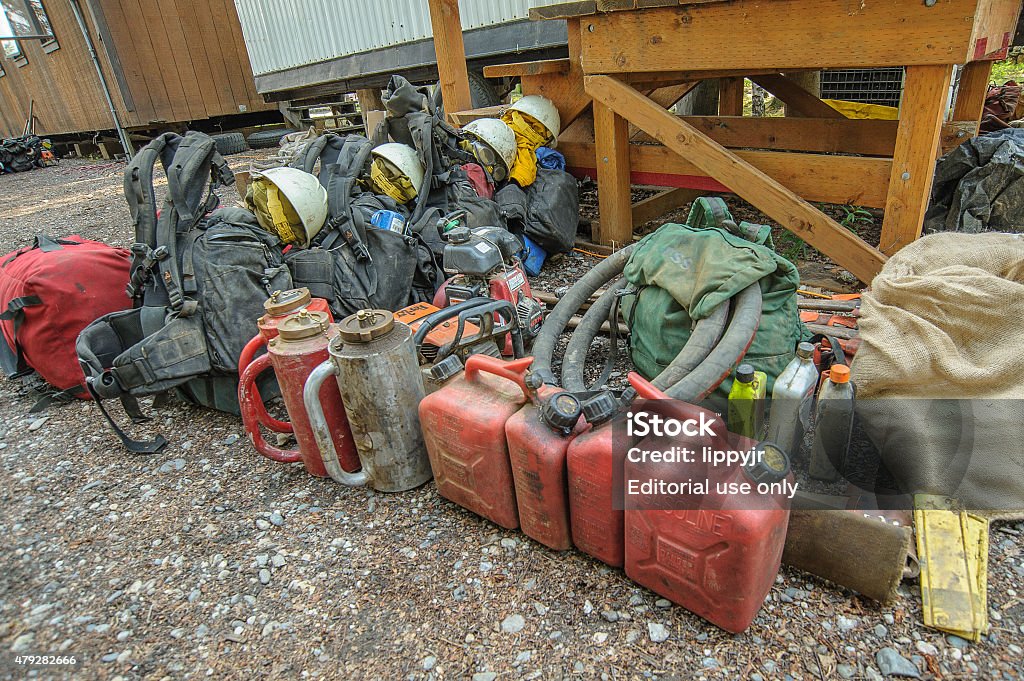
[
  {"left": 212, "top": 132, "right": 247, "bottom": 155},
  {"left": 247, "top": 128, "right": 296, "bottom": 149},
  {"left": 435, "top": 71, "right": 501, "bottom": 118}
]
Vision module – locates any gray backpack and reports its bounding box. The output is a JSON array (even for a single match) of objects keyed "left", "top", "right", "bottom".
[{"left": 76, "top": 131, "right": 292, "bottom": 452}]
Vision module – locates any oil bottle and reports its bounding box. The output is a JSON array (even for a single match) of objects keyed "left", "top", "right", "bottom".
[
  {"left": 766, "top": 342, "right": 819, "bottom": 458},
  {"left": 808, "top": 364, "right": 855, "bottom": 481},
  {"left": 727, "top": 363, "right": 766, "bottom": 439}
]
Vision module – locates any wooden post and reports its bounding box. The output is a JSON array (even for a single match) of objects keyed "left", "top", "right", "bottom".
[
  {"left": 594, "top": 100, "right": 633, "bottom": 246},
  {"left": 951, "top": 61, "right": 994, "bottom": 128},
  {"left": 719, "top": 77, "right": 745, "bottom": 116},
  {"left": 427, "top": 0, "right": 472, "bottom": 120},
  {"left": 879, "top": 64, "right": 953, "bottom": 255},
  {"left": 585, "top": 75, "right": 886, "bottom": 282}
]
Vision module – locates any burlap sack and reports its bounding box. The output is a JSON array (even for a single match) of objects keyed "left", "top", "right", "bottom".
[{"left": 853, "top": 232, "right": 1024, "bottom": 512}]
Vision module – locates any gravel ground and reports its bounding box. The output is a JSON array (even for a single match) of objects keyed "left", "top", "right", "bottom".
[{"left": 1, "top": 156, "right": 1023, "bottom": 681}]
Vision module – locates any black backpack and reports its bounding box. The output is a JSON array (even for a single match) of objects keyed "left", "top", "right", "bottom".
[{"left": 77, "top": 131, "right": 292, "bottom": 452}]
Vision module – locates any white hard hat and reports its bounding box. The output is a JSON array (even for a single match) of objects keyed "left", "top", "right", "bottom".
[
  {"left": 257, "top": 166, "right": 328, "bottom": 246},
  {"left": 508, "top": 95, "right": 561, "bottom": 145},
  {"left": 371, "top": 143, "right": 425, "bottom": 193},
  {"left": 463, "top": 118, "right": 517, "bottom": 176}
]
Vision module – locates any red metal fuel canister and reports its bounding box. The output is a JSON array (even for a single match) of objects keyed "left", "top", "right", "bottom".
[
  {"left": 419, "top": 355, "right": 533, "bottom": 529},
  {"left": 238, "top": 310, "right": 360, "bottom": 477},
  {"left": 565, "top": 373, "right": 662, "bottom": 568},
  {"left": 623, "top": 395, "right": 793, "bottom": 633},
  {"left": 238, "top": 288, "right": 333, "bottom": 433},
  {"left": 506, "top": 379, "right": 586, "bottom": 551}
]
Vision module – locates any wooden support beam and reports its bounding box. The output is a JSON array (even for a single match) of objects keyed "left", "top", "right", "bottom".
[
  {"left": 629, "top": 82, "right": 698, "bottom": 139},
  {"left": 631, "top": 187, "right": 704, "bottom": 224},
  {"left": 483, "top": 59, "right": 570, "bottom": 78},
  {"left": 593, "top": 100, "right": 633, "bottom": 245},
  {"left": 941, "top": 120, "right": 979, "bottom": 153},
  {"left": 952, "top": 60, "right": 994, "bottom": 129},
  {"left": 879, "top": 65, "right": 954, "bottom": 255},
  {"left": 521, "top": 19, "right": 591, "bottom": 130},
  {"left": 448, "top": 105, "right": 505, "bottom": 126},
  {"left": 584, "top": 75, "right": 886, "bottom": 282},
  {"left": 427, "top": 0, "right": 472, "bottom": 122},
  {"left": 719, "top": 77, "right": 745, "bottom": 116},
  {"left": 580, "top": 0, "right": 989, "bottom": 72},
  {"left": 750, "top": 74, "right": 846, "bottom": 118},
  {"left": 561, "top": 141, "right": 894, "bottom": 208},
  {"left": 623, "top": 68, "right": 798, "bottom": 88}
]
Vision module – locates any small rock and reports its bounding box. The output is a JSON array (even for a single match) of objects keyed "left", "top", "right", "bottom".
[
  {"left": 647, "top": 622, "right": 669, "bottom": 643},
  {"left": 533, "top": 602, "right": 547, "bottom": 616},
  {"left": 422, "top": 656, "right": 436, "bottom": 671},
  {"left": 945, "top": 635, "right": 969, "bottom": 650},
  {"left": 472, "top": 673, "right": 497, "bottom": 681},
  {"left": 116, "top": 630, "right": 131, "bottom": 642},
  {"left": 268, "top": 512, "right": 284, "bottom": 526},
  {"left": 875, "top": 647, "right": 920, "bottom": 678},
  {"left": 195, "top": 624, "right": 209, "bottom": 638},
  {"left": 501, "top": 614, "right": 525, "bottom": 634},
  {"left": 866, "top": 667, "right": 885, "bottom": 681},
  {"left": 584, "top": 600, "right": 594, "bottom": 615},
  {"left": 874, "top": 624, "right": 889, "bottom": 638},
  {"left": 258, "top": 569, "right": 271, "bottom": 585},
  {"left": 883, "top": 613, "right": 895, "bottom": 625},
  {"left": 101, "top": 652, "right": 118, "bottom": 663},
  {"left": 500, "top": 538, "right": 518, "bottom": 549},
  {"left": 655, "top": 598, "right": 671, "bottom": 609},
  {"left": 600, "top": 610, "right": 619, "bottom": 623},
  {"left": 702, "top": 657, "right": 719, "bottom": 669},
  {"left": 513, "top": 651, "right": 532, "bottom": 666},
  {"left": 255, "top": 519, "right": 271, "bottom": 531},
  {"left": 593, "top": 632, "right": 608, "bottom": 644},
  {"left": 479, "top": 561, "right": 493, "bottom": 572},
  {"left": 750, "top": 674, "right": 765, "bottom": 681},
  {"left": 271, "top": 554, "right": 285, "bottom": 569},
  {"left": 223, "top": 434, "right": 240, "bottom": 445},
  {"left": 915, "top": 641, "right": 938, "bottom": 657},
  {"left": 11, "top": 633, "right": 34, "bottom": 652},
  {"left": 157, "top": 458, "right": 186, "bottom": 473},
  {"left": 27, "top": 417, "right": 49, "bottom": 431},
  {"left": 837, "top": 616, "right": 859, "bottom": 632},
  {"left": 837, "top": 664, "right": 855, "bottom": 679},
  {"left": 255, "top": 554, "right": 269, "bottom": 568}
]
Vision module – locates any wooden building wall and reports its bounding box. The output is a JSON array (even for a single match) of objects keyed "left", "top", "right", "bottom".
[{"left": 0, "top": 0, "right": 271, "bottom": 138}]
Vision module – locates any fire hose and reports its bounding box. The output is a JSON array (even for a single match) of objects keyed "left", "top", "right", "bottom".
[{"left": 531, "top": 244, "right": 763, "bottom": 401}]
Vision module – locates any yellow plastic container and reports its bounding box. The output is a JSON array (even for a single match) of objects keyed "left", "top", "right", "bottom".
[{"left": 728, "top": 363, "right": 766, "bottom": 439}]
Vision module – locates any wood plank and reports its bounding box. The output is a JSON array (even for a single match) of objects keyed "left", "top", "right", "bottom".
[
  {"left": 879, "top": 65, "right": 954, "bottom": 254},
  {"left": 117, "top": 0, "right": 175, "bottom": 124},
  {"left": 631, "top": 187, "right": 704, "bottom": 224},
  {"left": 952, "top": 61, "right": 994, "bottom": 127},
  {"left": 172, "top": 0, "right": 220, "bottom": 119},
  {"left": 596, "top": 0, "right": 636, "bottom": 10},
  {"left": 560, "top": 142, "right": 893, "bottom": 208},
  {"left": 941, "top": 121, "right": 979, "bottom": 153},
  {"left": 449, "top": 105, "right": 505, "bottom": 126},
  {"left": 749, "top": 74, "right": 846, "bottom": 118},
  {"left": 629, "top": 82, "right": 697, "bottom": 138},
  {"left": 580, "top": 0, "right": 982, "bottom": 72},
  {"left": 483, "top": 59, "right": 569, "bottom": 79},
  {"left": 584, "top": 75, "right": 886, "bottom": 282},
  {"left": 190, "top": 0, "right": 241, "bottom": 117},
  {"left": 623, "top": 68, "right": 808, "bottom": 88},
  {"left": 594, "top": 100, "right": 633, "bottom": 245},
  {"left": 968, "top": 0, "right": 1021, "bottom": 60},
  {"left": 428, "top": 0, "right": 473, "bottom": 121},
  {"left": 521, "top": 19, "right": 591, "bottom": 129},
  {"left": 529, "top": 1, "right": 597, "bottom": 20},
  {"left": 718, "top": 77, "right": 744, "bottom": 116}
]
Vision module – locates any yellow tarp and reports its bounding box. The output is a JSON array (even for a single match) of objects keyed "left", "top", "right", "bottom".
[{"left": 822, "top": 99, "right": 899, "bottom": 120}]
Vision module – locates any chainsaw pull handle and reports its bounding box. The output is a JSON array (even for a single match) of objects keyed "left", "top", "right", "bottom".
[{"left": 465, "top": 355, "right": 534, "bottom": 401}]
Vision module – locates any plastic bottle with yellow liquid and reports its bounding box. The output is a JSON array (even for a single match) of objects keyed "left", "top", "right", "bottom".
[{"left": 727, "top": 363, "right": 766, "bottom": 439}]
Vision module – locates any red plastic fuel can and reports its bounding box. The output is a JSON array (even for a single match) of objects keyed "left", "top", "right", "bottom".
[
  {"left": 238, "top": 310, "right": 360, "bottom": 477},
  {"left": 623, "top": 395, "right": 793, "bottom": 633},
  {"left": 419, "top": 355, "right": 533, "bottom": 529},
  {"left": 565, "top": 373, "right": 661, "bottom": 568},
  {"left": 506, "top": 381, "right": 586, "bottom": 551},
  {"left": 238, "top": 288, "right": 333, "bottom": 433}
]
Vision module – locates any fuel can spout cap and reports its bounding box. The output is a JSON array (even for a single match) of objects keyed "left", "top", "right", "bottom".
[
  {"left": 541, "top": 393, "right": 582, "bottom": 435},
  {"left": 277, "top": 309, "right": 330, "bottom": 341},
  {"left": 339, "top": 309, "right": 395, "bottom": 343},
  {"left": 796, "top": 342, "right": 815, "bottom": 359},
  {"left": 581, "top": 391, "right": 619, "bottom": 426},
  {"left": 744, "top": 441, "right": 791, "bottom": 485},
  {"left": 736, "top": 363, "right": 755, "bottom": 383}
]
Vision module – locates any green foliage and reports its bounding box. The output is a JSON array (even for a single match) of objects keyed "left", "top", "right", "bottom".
[
  {"left": 990, "top": 49, "right": 1024, "bottom": 85},
  {"left": 839, "top": 206, "right": 875, "bottom": 231}
]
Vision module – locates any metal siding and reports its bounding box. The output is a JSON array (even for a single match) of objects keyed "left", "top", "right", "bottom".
[{"left": 235, "top": 0, "right": 563, "bottom": 76}]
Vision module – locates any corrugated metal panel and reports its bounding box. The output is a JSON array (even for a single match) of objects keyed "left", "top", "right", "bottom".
[{"left": 234, "top": 0, "right": 564, "bottom": 76}]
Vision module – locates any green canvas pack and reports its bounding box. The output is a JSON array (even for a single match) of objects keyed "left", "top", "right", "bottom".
[{"left": 621, "top": 197, "right": 808, "bottom": 402}]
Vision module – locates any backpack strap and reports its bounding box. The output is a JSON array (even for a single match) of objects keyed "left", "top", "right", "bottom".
[{"left": 124, "top": 133, "right": 180, "bottom": 303}]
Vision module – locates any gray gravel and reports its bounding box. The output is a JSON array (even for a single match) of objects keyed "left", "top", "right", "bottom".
[{"left": 0, "top": 156, "right": 1023, "bottom": 679}]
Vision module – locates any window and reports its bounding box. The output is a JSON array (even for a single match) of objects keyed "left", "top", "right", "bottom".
[
  {"left": 0, "top": 1, "right": 57, "bottom": 60},
  {"left": 29, "top": 1, "right": 57, "bottom": 52},
  {"left": 0, "top": 9, "right": 22, "bottom": 61}
]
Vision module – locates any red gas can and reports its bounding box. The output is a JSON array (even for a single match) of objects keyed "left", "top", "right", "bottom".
[
  {"left": 623, "top": 396, "right": 793, "bottom": 633},
  {"left": 419, "top": 355, "right": 533, "bottom": 529},
  {"left": 566, "top": 373, "right": 662, "bottom": 568},
  {"left": 238, "top": 288, "right": 333, "bottom": 433},
  {"left": 238, "top": 310, "right": 360, "bottom": 477},
  {"left": 506, "top": 383, "right": 586, "bottom": 551}
]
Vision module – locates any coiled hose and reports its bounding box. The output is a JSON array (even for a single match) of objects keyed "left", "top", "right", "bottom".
[{"left": 531, "top": 244, "right": 763, "bottom": 400}]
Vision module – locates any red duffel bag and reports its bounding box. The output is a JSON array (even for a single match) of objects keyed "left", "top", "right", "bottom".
[{"left": 0, "top": 235, "right": 131, "bottom": 398}]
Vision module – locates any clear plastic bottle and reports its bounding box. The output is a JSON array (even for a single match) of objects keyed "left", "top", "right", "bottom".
[
  {"left": 809, "top": 364, "right": 855, "bottom": 481},
  {"left": 727, "top": 363, "right": 766, "bottom": 439},
  {"left": 766, "top": 342, "right": 819, "bottom": 458}
]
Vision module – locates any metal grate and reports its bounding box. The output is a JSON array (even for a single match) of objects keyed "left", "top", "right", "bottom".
[{"left": 820, "top": 68, "right": 905, "bottom": 107}]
